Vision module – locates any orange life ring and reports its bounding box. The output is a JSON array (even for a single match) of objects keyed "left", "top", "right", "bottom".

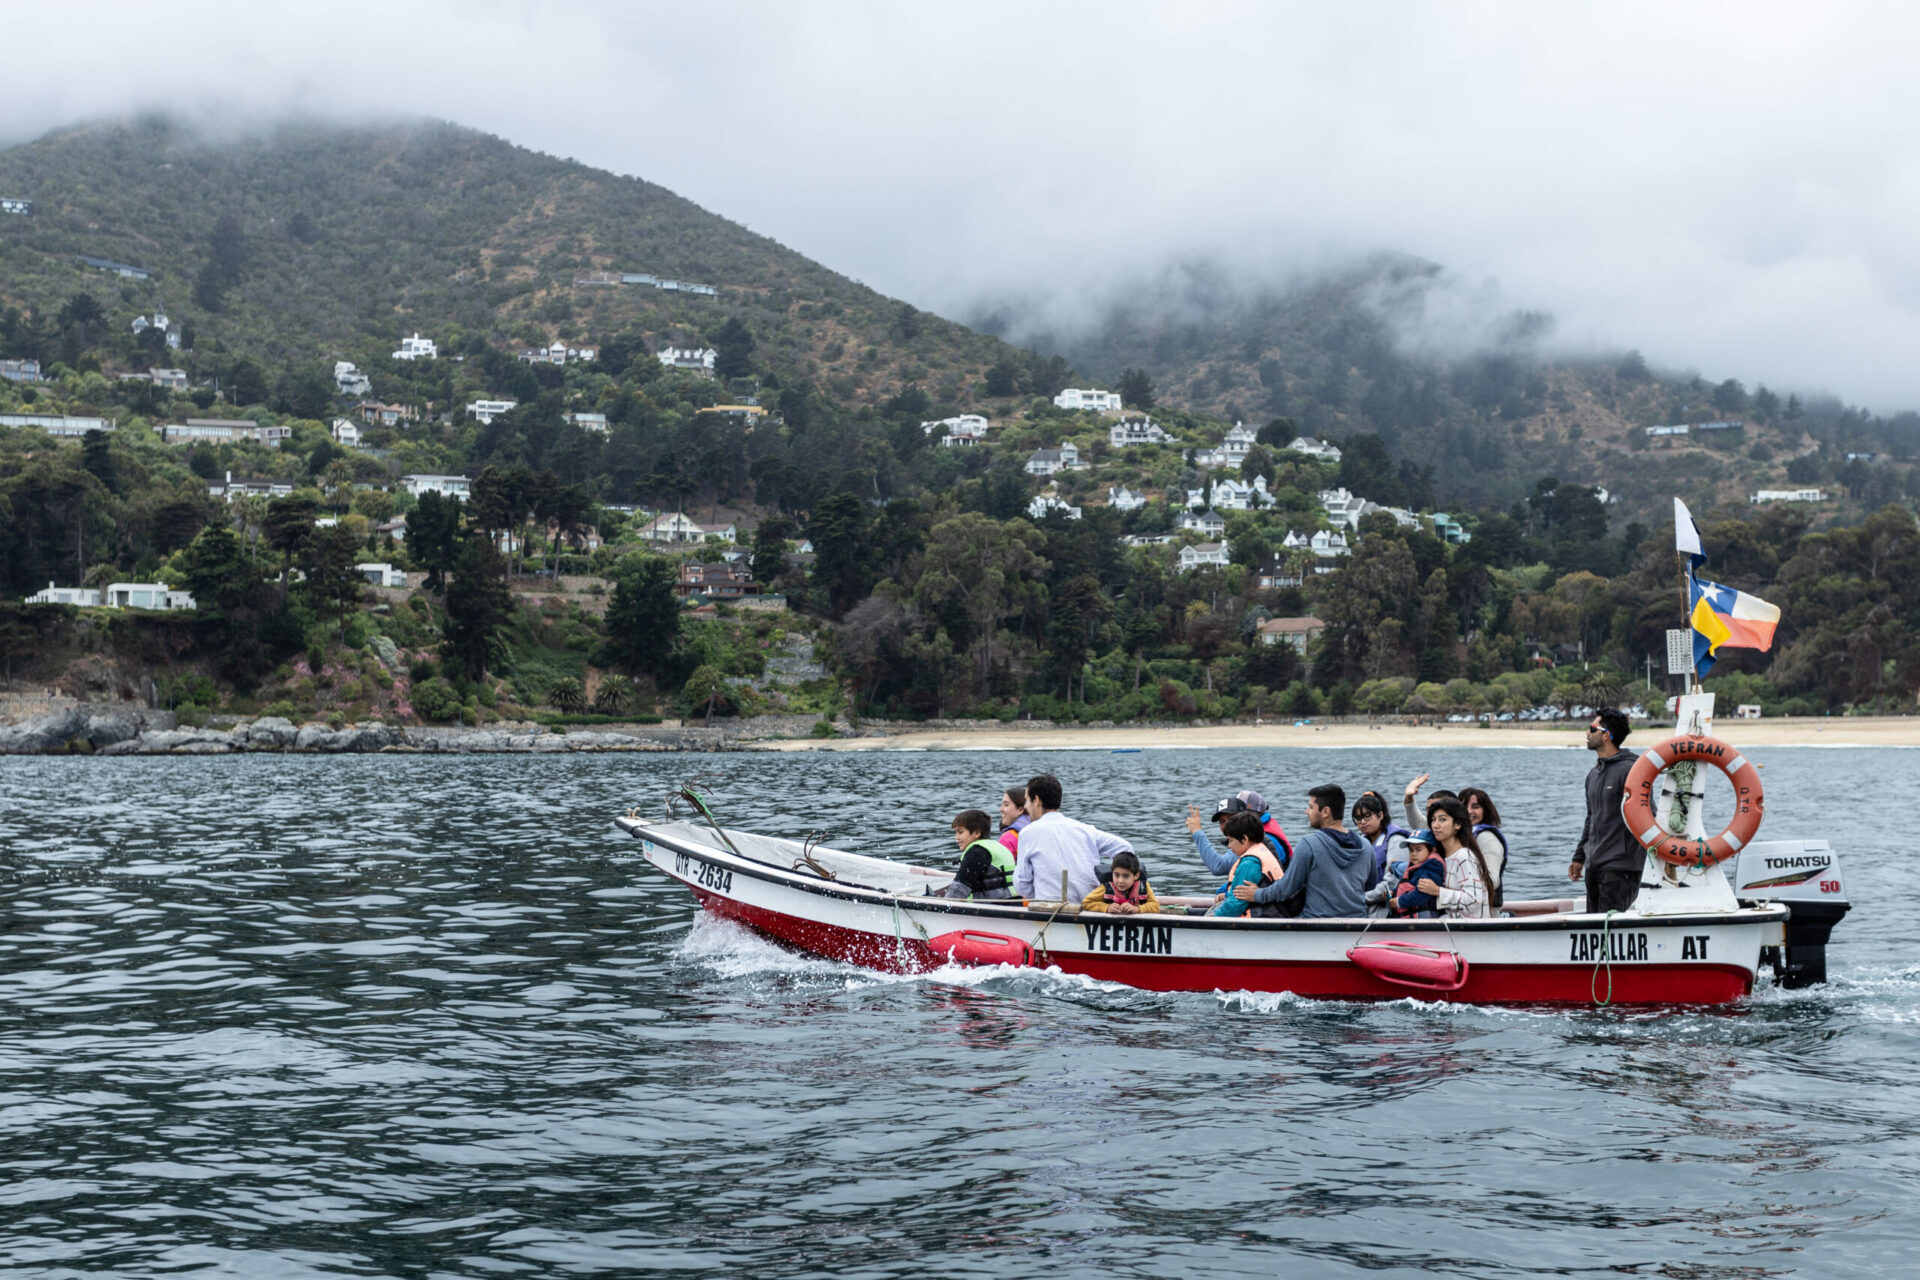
[{"left": 1621, "top": 734, "right": 1764, "bottom": 867}]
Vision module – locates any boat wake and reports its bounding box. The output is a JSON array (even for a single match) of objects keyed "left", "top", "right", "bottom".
[{"left": 675, "top": 914, "right": 1155, "bottom": 1001}]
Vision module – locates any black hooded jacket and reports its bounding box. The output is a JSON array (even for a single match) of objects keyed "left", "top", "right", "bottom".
[{"left": 1574, "top": 748, "right": 1641, "bottom": 874}]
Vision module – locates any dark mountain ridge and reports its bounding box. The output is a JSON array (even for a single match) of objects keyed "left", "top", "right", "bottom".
[{"left": 0, "top": 114, "right": 1015, "bottom": 406}]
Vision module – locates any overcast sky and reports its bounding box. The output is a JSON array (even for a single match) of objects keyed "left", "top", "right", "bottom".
[{"left": 9, "top": 2, "right": 1920, "bottom": 409}]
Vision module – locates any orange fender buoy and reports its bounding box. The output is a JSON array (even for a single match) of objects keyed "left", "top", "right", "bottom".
[
  {"left": 1348, "top": 941, "right": 1470, "bottom": 992},
  {"left": 1622, "top": 734, "right": 1764, "bottom": 867},
  {"left": 928, "top": 930, "right": 1035, "bottom": 967}
]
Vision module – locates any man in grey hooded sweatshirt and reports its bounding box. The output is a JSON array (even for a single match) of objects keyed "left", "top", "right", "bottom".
[{"left": 1233, "top": 784, "right": 1376, "bottom": 918}]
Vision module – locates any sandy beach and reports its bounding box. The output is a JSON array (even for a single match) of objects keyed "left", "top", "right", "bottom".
[{"left": 762, "top": 716, "right": 1920, "bottom": 752}]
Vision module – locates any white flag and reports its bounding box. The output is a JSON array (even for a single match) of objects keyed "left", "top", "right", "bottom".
[{"left": 1674, "top": 497, "right": 1703, "bottom": 559}]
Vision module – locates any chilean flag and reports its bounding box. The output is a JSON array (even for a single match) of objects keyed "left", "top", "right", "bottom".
[
  {"left": 1689, "top": 575, "right": 1781, "bottom": 677},
  {"left": 1676, "top": 499, "right": 1780, "bottom": 677}
]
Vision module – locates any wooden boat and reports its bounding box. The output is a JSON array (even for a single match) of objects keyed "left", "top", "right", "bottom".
[{"left": 615, "top": 812, "right": 1801, "bottom": 1006}]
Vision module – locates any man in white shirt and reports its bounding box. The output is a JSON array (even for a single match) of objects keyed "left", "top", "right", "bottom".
[{"left": 1011, "top": 773, "right": 1134, "bottom": 903}]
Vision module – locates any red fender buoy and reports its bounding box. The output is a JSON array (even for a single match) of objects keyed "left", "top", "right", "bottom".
[
  {"left": 1621, "top": 734, "right": 1765, "bottom": 867},
  {"left": 928, "top": 930, "right": 1036, "bottom": 968},
  {"left": 1348, "top": 941, "right": 1470, "bottom": 992}
]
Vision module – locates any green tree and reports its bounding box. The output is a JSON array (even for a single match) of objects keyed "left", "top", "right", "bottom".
[
  {"left": 808, "top": 492, "right": 873, "bottom": 618},
  {"left": 1119, "top": 367, "right": 1155, "bottom": 410},
  {"left": 1045, "top": 572, "right": 1111, "bottom": 702},
  {"left": 181, "top": 523, "right": 253, "bottom": 617},
  {"left": 912, "top": 512, "right": 1050, "bottom": 698},
  {"left": 442, "top": 533, "right": 512, "bottom": 680},
  {"left": 682, "top": 663, "right": 728, "bottom": 727},
  {"left": 711, "top": 315, "right": 756, "bottom": 380},
  {"left": 79, "top": 429, "right": 115, "bottom": 491},
  {"left": 229, "top": 358, "right": 268, "bottom": 406},
  {"left": 411, "top": 677, "right": 462, "bottom": 721},
  {"left": 298, "top": 524, "right": 363, "bottom": 625},
  {"left": 1255, "top": 417, "right": 1298, "bottom": 449},
  {"left": 283, "top": 363, "right": 336, "bottom": 420},
  {"left": 194, "top": 213, "right": 248, "bottom": 310},
  {"left": 603, "top": 553, "right": 681, "bottom": 677},
  {"left": 409, "top": 490, "right": 462, "bottom": 591},
  {"left": 264, "top": 493, "right": 320, "bottom": 578},
  {"left": 750, "top": 514, "right": 794, "bottom": 588},
  {"left": 984, "top": 360, "right": 1019, "bottom": 397}
]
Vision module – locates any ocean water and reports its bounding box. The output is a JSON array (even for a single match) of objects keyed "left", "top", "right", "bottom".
[{"left": 0, "top": 744, "right": 1912, "bottom": 1278}]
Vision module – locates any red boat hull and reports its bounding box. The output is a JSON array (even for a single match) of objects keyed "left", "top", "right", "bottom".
[{"left": 696, "top": 889, "right": 1755, "bottom": 1005}]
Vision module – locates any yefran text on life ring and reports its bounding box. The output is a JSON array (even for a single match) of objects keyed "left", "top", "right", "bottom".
[{"left": 1620, "top": 734, "right": 1764, "bottom": 868}]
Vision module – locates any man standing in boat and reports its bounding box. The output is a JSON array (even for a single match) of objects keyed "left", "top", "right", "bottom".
[
  {"left": 1569, "top": 708, "right": 1642, "bottom": 913},
  {"left": 1012, "top": 774, "right": 1134, "bottom": 904}
]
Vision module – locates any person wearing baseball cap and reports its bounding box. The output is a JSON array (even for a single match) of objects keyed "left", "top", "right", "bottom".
[{"left": 1209, "top": 789, "right": 1293, "bottom": 869}]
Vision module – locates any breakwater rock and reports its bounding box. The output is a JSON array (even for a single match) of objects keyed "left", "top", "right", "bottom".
[{"left": 1, "top": 709, "right": 831, "bottom": 755}]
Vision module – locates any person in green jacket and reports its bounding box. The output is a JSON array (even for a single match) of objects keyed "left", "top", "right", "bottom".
[{"left": 943, "top": 809, "right": 1017, "bottom": 900}]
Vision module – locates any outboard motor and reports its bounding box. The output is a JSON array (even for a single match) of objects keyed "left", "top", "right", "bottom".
[{"left": 1730, "top": 839, "right": 1849, "bottom": 987}]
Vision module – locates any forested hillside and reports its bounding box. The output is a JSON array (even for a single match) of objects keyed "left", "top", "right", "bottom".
[
  {"left": 0, "top": 116, "right": 1024, "bottom": 407},
  {"left": 980, "top": 259, "right": 1920, "bottom": 523}
]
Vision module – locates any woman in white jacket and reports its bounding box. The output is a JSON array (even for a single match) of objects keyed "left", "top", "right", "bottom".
[
  {"left": 1410, "top": 796, "right": 1492, "bottom": 918},
  {"left": 1403, "top": 774, "right": 1505, "bottom": 905}
]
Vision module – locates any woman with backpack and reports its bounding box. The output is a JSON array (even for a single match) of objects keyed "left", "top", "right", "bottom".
[{"left": 1459, "top": 786, "right": 1508, "bottom": 907}]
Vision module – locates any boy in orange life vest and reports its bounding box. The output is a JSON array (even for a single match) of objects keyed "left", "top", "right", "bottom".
[{"left": 1080, "top": 850, "right": 1162, "bottom": 914}]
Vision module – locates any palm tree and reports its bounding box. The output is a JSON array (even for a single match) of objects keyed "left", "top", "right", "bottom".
[
  {"left": 548, "top": 677, "right": 586, "bottom": 713},
  {"left": 591, "top": 674, "right": 633, "bottom": 716},
  {"left": 1582, "top": 668, "right": 1625, "bottom": 711}
]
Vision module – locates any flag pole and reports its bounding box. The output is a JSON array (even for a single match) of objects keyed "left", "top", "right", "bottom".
[{"left": 1678, "top": 550, "right": 1697, "bottom": 695}]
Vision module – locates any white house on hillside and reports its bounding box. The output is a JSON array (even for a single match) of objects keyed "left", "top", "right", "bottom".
[
  {"left": 1178, "top": 541, "right": 1231, "bottom": 572},
  {"left": 466, "top": 399, "right": 518, "bottom": 424},
  {"left": 335, "top": 362, "right": 372, "bottom": 395},
  {"left": 208, "top": 472, "right": 295, "bottom": 502},
  {"left": 520, "top": 340, "right": 599, "bottom": 365},
  {"left": 1109, "top": 416, "right": 1170, "bottom": 447},
  {"left": 1027, "top": 493, "right": 1083, "bottom": 520},
  {"left": 102, "top": 583, "right": 196, "bottom": 611},
  {"left": 356, "top": 563, "right": 409, "bottom": 588},
  {"left": 1108, "top": 485, "right": 1146, "bottom": 511},
  {"left": 638, "top": 512, "right": 737, "bottom": 544},
  {"left": 1751, "top": 488, "right": 1825, "bottom": 504},
  {"left": 1179, "top": 508, "right": 1227, "bottom": 537},
  {"left": 923, "top": 414, "right": 989, "bottom": 446},
  {"left": 27, "top": 583, "right": 103, "bottom": 606},
  {"left": 922, "top": 413, "right": 987, "bottom": 436},
  {"left": 1053, "top": 388, "right": 1123, "bottom": 412},
  {"left": 331, "top": 419, "right": 362, "bottom": 446},
  {"left": 1286, "top": 435, "right": 1342, "bottom": 462},
  {"left": 1025, "top": 442, "right": 1083, "bottom": 476},
  {"left": 1189, "top": 475, "right": 1268, "bottom": 510},
  {"left": 392, "top": 333, "right": 438, "bottom": 361},
  {"left": 1193, "top": 422, "right": 1258, "bottom": 469},
  {"left": 1318, "top": 486, "right": 1371, "bottom": 530},
  {"left": 566, "top": 412, "right": 609, "bottom": 433},
  {"left": 402, "top": 474, "right": 471, "bottom": 500},
  {"left": 658, "top": 346, "right": 718, "bottom": 375},
  {"left": 1283, "top": 529, "right": 1350, "bottom": 557}
]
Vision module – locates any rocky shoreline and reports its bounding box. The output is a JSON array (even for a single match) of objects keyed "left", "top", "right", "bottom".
[{"left": 0, "top": 705, "right": 830, "bottom": 755}]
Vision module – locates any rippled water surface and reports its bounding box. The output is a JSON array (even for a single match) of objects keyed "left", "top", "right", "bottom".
[{"left": 1, "top": 745, "right": 1914, "bottom": 1278}]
